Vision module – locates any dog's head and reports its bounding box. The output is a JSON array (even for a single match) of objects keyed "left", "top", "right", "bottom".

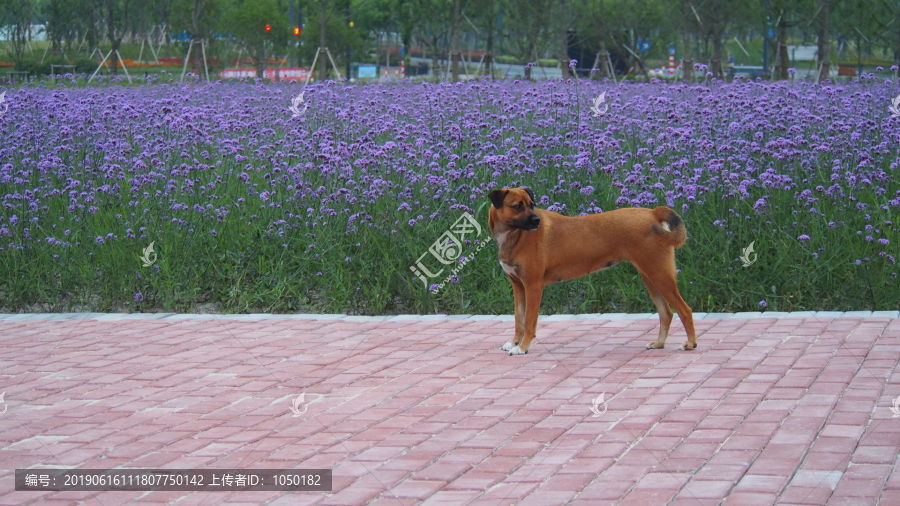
[{"left": 488, "top": 187, "right": 541, "bottom": 231}]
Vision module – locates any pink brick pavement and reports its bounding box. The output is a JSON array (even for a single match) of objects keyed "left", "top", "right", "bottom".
[{"left": 1, "top": 314, "right": 899, "bottom": 505}]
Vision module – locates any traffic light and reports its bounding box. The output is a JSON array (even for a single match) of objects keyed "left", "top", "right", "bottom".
[
  {"left": 293, "top": 27, "right": 300, "bottom": 36},
  {"left": 265, "top": 24, "right": 271, "bottom": 31}
]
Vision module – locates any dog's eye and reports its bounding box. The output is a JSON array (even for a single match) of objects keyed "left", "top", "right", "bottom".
[{"left": 513, "top": 203, "right": 523, "bottom": 210}]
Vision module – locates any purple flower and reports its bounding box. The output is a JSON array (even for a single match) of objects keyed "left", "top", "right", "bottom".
[
  {"left": 134, "top": 293, "right": 144, "bottom": 302},
  {"left": 759, "top": 300, "right": 767, "bottom": 308},
  {"left": 0, "top": 76, "right": 895, "bottom": 316}
]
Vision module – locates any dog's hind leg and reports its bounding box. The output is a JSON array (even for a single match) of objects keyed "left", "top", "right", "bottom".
[
  {"left": 641, "top": 273, "right": 674, "bottom": 349},
  {"left": 502, "top": 275, "right": 526, "bottom": 352},
  {"left": 641, "top": 263, "right": 697, "bottom": 351}
]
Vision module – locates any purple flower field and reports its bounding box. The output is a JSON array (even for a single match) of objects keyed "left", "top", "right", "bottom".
[{"left": 0, "top": 76, "right": 898, "bottom": 314}]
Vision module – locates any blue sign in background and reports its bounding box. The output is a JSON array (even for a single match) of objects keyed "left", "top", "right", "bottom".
[{"left": 358, "top": 66, "right": 377, "bottom": 79}]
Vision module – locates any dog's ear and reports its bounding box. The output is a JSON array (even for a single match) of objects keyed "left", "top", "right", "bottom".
[
  {"left": 489, "top": 189, "right": 508, "bottom": 209},
  {"left": 523, "top": 187, "right": 536, "bottom": 205}
]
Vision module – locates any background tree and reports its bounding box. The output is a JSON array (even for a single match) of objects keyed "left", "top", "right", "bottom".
[
  {"left": 301, "top": 0, "right": 363, "bottom": 79},
  {"left": 408, "top": 0, "right": 452, "bottom": 79},
  {"left": 151, "top": 0, "right": 174, "bottom": 52},
  {"left": 170, "top": 0, "right": 224, "bottom": 76},
  {"left": 871, "top": 0, "right": 900, "bottom": 70},
  {"left": 611, "top": 0, "right": 673, "bottom": 77},
  {"left": 577, "top": 0, "right": 612, "bottom": 78},
  {"left": 499, "top": 0, "right": 553, "bottom": 78},
  {"left": 2, "top": 0, "right": 36, "bottom": 65},
  {"left": 3, "top": 0, "right": 898, "bottom": 83},
  {"left": 302, "top": 0, "right": 365, "bottom": 80},
  {"left": 763, "top": 0, "right": 806, "bottom": 79},
  {"left": 317, "top": 0, "right": 329, "bottom": 79},
  {"left": 556, "top": 0, "right": 572, "bottom": 78},
  {"left": 572, "top": 0, "right": 674, "bottom": 78},
  {"left": 450, "top": 0, "right": 460, "bottom": 81},
  {"left": 75, "top": 0, "right": 103, "bottom": 57},
  {"left": 833, "top": 0, "right": 879, "bottom": 69},
  {"left": 810, "top": 0, "right": 837, "bottom": 80},
  {"left": 222, "top": 0, "right": 288, "bottom": 78},
  {"left": 351, "top": 0, "right": 391, "bottom": 70},
  {"left": 101, "top": 0, "right": 135, "bottom": 76},
  {"left": 463, "top": 0, "right": 497, "bottom": 76},
  {"left": 690, "top": 0, "right": 757, "bottom": 78},
  {"left": 395, "top": 0, "right": 418, "bottom": 76},
  {"left": 43, "top": 0, "right": 81, "bottom": 59}
]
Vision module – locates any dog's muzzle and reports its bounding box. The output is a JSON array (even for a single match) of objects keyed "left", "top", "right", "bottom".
[{"left": 512, "top": 214, "right": 541, "bottom": 231}]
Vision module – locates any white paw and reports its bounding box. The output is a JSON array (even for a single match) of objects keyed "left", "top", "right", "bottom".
[
  {"left": 508, "top": 345, "right": 528, "bottom": 355},
  {"left": 501, "top": 341, "right": 515, "bottom": 351}
]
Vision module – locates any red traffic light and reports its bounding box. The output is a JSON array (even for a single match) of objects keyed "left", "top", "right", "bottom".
[
  {"left": 265, "top": 24, "right": 271, "bottom": 31},
  {"left": 293, "top": 27, "right": 300, "bottom": 36}
]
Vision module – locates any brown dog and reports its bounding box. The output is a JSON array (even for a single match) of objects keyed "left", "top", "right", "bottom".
[{"left": 488, "top": 187, "right": 697, "bottom": 355}]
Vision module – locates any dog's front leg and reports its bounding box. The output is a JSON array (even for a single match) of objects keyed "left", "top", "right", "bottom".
[
  {"left": 502, "top": 275, "right": 526, "bottom": 352},
  {"left": 508, "top": 282, "right": 543, "bottom": 355}
]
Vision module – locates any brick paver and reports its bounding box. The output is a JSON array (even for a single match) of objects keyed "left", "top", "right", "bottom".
[{"left": 0, "top": 312, "right": 899, "bottom": 505}]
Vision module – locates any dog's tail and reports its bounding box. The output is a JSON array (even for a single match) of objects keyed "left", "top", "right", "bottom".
[{"left": 651, "top": 207, "right": 687, "bottom": 248}]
